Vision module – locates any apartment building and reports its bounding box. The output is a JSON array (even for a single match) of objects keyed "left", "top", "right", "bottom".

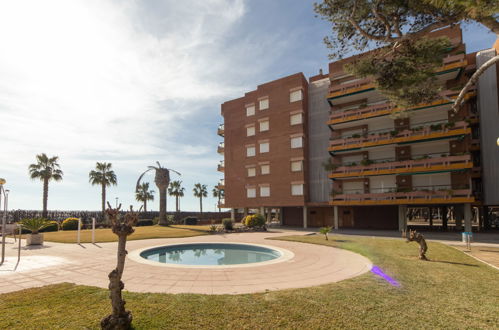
[{"left": 218, "top": 26, "right": 499, "bottom": 231}]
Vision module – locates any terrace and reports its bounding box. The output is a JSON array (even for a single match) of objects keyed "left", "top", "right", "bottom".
[
  {"left": 330, "top": 186, "right": 474, "bottom": 205},
  {"left": 329, "top": 154, "right": 473, "bottom": 179},
  {"left": 328, "top": 90, "right": 476, "bottom": 125},
  {"left": 329, "top": 120, "right": 470, "bottom": 153}
]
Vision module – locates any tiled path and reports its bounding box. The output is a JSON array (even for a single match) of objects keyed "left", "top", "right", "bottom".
[{"left": 0, "top": 229, "right": 372, "bottom": 295}]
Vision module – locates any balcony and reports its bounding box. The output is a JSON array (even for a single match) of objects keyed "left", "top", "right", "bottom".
[
  {"left": 328, "top": 90, "right": 476, "bottom": 126},
  {"left": 218, "top": 198, "right": 225, "bottom": 209},
  {"left": 217, "top": 142, "right": 224, "bottom": 154},
  {"left": 216, "top": 179, "right": 225, "bottom": 189},
  {"left": 330, "top": 187, "right": 474, "bottom": 206},
  {"left": 326, "top": 53, "right": 467, "bottom": 103},
  {"left": 217, "top": 160, "right": 225, "bottom": 172},
  {"left": 329, "top": 154, "right": 473, "bottom": 179},
  {"left": 327, "top": 78, "right": 375, "bottom": 101},
  {"left": 217, "top": 124, "right": 224, "bottom": 137},
  {"left": 329, "top": 121, "right": 470, "bottom": 153}
]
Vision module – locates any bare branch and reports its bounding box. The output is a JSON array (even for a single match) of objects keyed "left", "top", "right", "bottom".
[
  {"left": 452, "top": 54, "right": 499, "bottom": 112},
  {"left": 477, "top": 15, "right": 499, "bottom": 36},
  {"left": 372, "top": 0, "right": 393, "bottom": 39}
]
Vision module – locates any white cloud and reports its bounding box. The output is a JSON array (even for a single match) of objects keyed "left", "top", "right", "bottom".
[{"left": 0, "top": 0, "right": 249, "bottom": 210}]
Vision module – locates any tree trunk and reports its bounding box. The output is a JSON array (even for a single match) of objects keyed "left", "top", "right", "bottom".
[
  {"left": 42, "top": 178, "right": 48, "bottom": 218},
  {"left": 101, "top": 206, "right": 137, "bottom": 330},
  {"left": 102, "top": 183, "right": 106, "bottom": 222},
  {"left": 218, "top": 194, "right": 221, "bottom": 213},
  {"left": 158, "top": 187, "right": 167, "bottom": 226},
  {"left": 175, "top": 196, "right": 179, "bottom": 213},
  {"left": 200, "top": 196, "right": 203, "bottom": 215},
  {"left": 143, "top": 200, "right": 147, "bottom": 213}
]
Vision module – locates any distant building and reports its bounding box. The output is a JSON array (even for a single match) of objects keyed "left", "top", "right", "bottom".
[{"left": 217, "top": 26, "right": 499, "bottom": 231}]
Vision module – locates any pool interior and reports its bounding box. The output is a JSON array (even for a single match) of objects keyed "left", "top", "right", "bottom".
[{"left": 140, "top": 243, "right": 282, "bottom": 266}]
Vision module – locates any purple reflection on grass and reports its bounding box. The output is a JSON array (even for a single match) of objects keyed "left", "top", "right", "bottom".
[{"left": 371, "top": 265, "right": 400, "bottom": 287}]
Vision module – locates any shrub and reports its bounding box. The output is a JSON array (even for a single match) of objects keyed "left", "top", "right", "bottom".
[
  {"left": 222, "top": 218, "right": 233, "bottom": 230},
  {"left": 245, "top": 214, "right": 265, "bottom": 228},
  {"left": 39, "top": 220, "right": 59, "bottom": 232},
  {"left": 136, "top": 219, "right": 153, "bottom": 227},
  {"left": 61, "top": 217, "right": 80, "bottom": 230},
  {"left": 319, "top": 226, "right": 332, "bottom": 240},
  {"left": 182, "top": 216, "right": 198, "bottom": 225},
  {"left": 19, "top": 218, "right": 51, "bottom": 234}
]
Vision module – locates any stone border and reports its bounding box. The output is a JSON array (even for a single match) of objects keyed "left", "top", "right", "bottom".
[{"left": 128, "top": 241, "right": 295, "bottom": 269}]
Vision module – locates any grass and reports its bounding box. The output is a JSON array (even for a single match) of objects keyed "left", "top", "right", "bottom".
[
  {"left": 16, "top": 225, "right": 210, "bottom": 243},
  {"left": 0, "top": 234, "right": 498, "bottom": 329}
]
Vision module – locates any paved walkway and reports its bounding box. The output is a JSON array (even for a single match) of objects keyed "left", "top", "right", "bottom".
[{"left": 0, "top": 229, "right": 371, "bottom": 295}]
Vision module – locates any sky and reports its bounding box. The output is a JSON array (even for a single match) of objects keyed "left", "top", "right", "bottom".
[{"left": 0, "top": 0, "right": 496, "bottom": 212}]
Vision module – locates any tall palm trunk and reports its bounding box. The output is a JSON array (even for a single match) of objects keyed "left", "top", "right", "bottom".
[
  {"left": 101, "top": 183, "right": 106, "bottom": 221},
  {"left": 42, "top": 178, "right": 49, "bottom": 218},
  {"left": 218, "top": 194, "right": 221, "bottom": 213},
  {"left": 199, "top": 196, "right": 203, "bottom": 215},
  {"left": 158, "top": 187, "right": 167, "bottom": 225},
  {"left": 143, "top": 199, "right": 147, "bottom": 212},
  {"left": 175, "top": 195, "right": 179, "bottom": 212}
]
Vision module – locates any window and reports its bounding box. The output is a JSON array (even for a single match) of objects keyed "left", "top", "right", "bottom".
[
  {"left": 246, "top": 146, "right": 256, "bottom": 157},
  {"left": 259, "top": 98, "right": 269, "bottom": 110},
  {"left": 246, "top": 125, "right": 255, "bottom": 137},
  {"left": 259, "top": 142, "right": 269, "bottom": 153},
  {"left": 290, "top": 113, "right": 303, "bottom": 125},
  {"left": 261, "top": 164, "right": 270, "bottom": 175},
  {"left": 259, "top": 120, "right": 269, "bottom": 132},
  {"left": 290, "top": 89, "right": 302, "bottom": 102},
  {"left": 247, "top": 167, "right": 256, "bottom": 177},
  {"left": 260, "top": 186, "right": 270, "bottom": 197},
  {"left": 291, "top": 183, "right": 304, "bottom": 196},
  {"left": 246, "top": 105, "right": 255, "bottom": 116},
  {"left": 247, "top": 187, "right": 256, "bottom": 198},
  {"left": 291, "top": 160, "right": 303, "bottom": 172},
  {"left": 291, "top": 136, "right": 303, "bottom": 149}
]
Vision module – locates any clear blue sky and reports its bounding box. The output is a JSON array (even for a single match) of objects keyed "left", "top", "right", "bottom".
[{"left": 0, "top": 0, "right": 496, "bottom": 212}]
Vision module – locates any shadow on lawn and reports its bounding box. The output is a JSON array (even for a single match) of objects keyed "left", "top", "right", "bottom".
[{"left": 429, "top": 260, "right": 479, "bottom": 267}]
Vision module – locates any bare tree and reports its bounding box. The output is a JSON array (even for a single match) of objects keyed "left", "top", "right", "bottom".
[{"left": 101, "top": 203, "right": 141, "bottom": 330}]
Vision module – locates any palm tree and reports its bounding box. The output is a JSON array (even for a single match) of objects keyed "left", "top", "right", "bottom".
[
  {"left": 89, "top": 162, "right": 117, "bottom": 219},
  {"left": 212, "top": 186, "right": 224, "bottom": 212},
  {"left": 137, "top": 162, "right": 180, "bottom": 226},
  {"left": 193, "top": 183, "right": 208, "bottom": 214},
  {"left": 28, "top": 153, "right": 63, "bottom": 218},
  {"left": 135, "top": 182, "right": 154, "bottom": 212},
  {"left": 168, "top": 180, "right": 184, "bottom": 212}
]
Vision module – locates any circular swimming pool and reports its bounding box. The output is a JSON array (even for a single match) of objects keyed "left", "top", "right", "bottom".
[{"left": 139, "top": 243, "right": 282, "bottom": 266}]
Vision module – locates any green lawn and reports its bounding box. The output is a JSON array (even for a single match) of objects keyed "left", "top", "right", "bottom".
[
  {"left": 17, "top": 225, "right": 210, "bottom": 243},
  {"left": 0, "top": 234, "right": 497, "bottom": 329}
]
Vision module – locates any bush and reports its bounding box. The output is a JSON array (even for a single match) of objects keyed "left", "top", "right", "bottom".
[
  {"left": 136, "top": 219, "right": 153, "bottom": 227},
  {"left": 19, "top": 218, "right": 52, "bottom": 234},
  {"left": 182, "top": 216, "right": 198, "bottom": 225},
  {"left": 61, "top": 218, "right": 80, "bottom": 230},
  {"left": 222, "top": 218, "right": 233, "bottom": 230},
  {"left": 244, "top": 214, "right": 266, "bottom": 228},
  {"left": 39, "top": 220, "right": 59, "bottom": 232}
]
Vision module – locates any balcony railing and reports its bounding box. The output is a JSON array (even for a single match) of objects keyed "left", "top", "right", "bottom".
[
  {"left": 218, "top": 198, "right": 225, "bottom": 208},
  {"left": 329, "top": 154, "right": 472, "bottom": 178},
  {"left": 217, "top": 124, "right": 224, "bottom": 137},
  {"left": 217, "top": 160, "right": 225, "bottom": 172},
  {"left": 329, "top": 121, "right": 469, "bottom": 152},
  {"left": 217, "top": 179, "right": 225, "bottom": 189},
  {"left": 328, "top": 89, "right": 475, "bottom": 125},
  {"left": 217, "top": 142, "right": 224, "bottom": 154},
  {"left": 330, "top": 188, "right": 474, "bottom": 205},
  {"left": 327, "top": 52, "right": 466, "bottom": 101}
]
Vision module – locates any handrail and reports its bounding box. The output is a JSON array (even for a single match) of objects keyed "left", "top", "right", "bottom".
[
  {"left": 329, "top": 78, "right": 372, "bottom": 94},
  {"left": 329, "top": 121, "right": 467, "bottom": 148},
  {"left": 332, "top": 154, "right": 471, "bottom": 174},
  {"left": 332, "top": 189, "right": 472, "bottom": 201}
]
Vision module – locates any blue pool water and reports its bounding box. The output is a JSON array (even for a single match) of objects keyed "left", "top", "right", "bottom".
[{"left": 140, "top": 243, "right": 281, "bottom": 266}]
